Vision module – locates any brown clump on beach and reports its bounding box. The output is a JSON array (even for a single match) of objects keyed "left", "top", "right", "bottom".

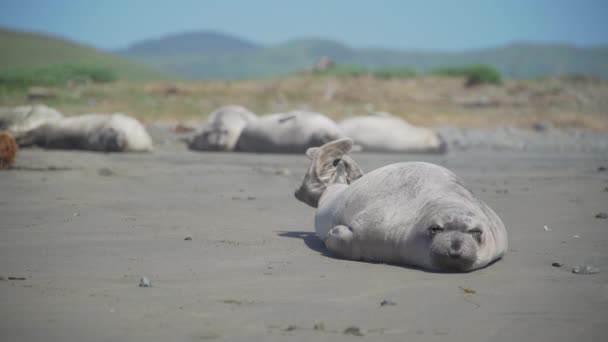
[{"left": 0, "top": 131, "right": 18, "bottom": 170}]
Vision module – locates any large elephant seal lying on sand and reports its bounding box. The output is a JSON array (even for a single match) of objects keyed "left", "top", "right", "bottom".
[
  {"left": 16, "top": 113, "right": 153, "bottom": 152},
  {"left": 236, "top": 111, "right": 343, "bottom": 153},
  {"left": 188, "top": 105, "right": 257, "bottom": 151},
  {"left": 0, "top": 104, "right": 63, "bottom": 135},
  {"left": 338, "top": 113, "right": 446, "bottom": 153},
  {"left": 294, "top": 138, "right": 507, "bottom": 272}
]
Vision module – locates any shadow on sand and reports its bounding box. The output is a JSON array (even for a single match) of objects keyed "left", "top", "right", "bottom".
[{"left": 276, "top": 230, "right": 332, "bottom": 256}]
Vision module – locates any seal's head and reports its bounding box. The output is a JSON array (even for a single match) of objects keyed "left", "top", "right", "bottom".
[
  {"left": 189, "top": 124, "right": 232, "bottom": 151},
  {"left": 417, "top": 202, "right": 487, "bottom": 272},
  {"left": 294, "top": 138, "right": 364, "bottom": 208}
]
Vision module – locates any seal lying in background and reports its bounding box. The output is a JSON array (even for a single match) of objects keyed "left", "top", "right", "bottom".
[
  {"left": 294, "top": 138, "right": 507, "bottom": 272},
  {"left": 236, "top": 111, "right": 343, "bottom": 154},
  {"left": 16, "top": 113, "right": 153, "bottom": 152},
  {"left": 338, "top": 113, "right": 446, "bottom": 153},
  {"left": 0, "top": 104, "right": 63, "bottom": 135},
  {"left": 188, "top": 105, "right": 257, "bottom": 151}
]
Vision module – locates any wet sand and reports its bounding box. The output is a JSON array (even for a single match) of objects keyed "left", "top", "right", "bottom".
[{"left": 1, "top": 131, "right": 607, "bottom": 341}]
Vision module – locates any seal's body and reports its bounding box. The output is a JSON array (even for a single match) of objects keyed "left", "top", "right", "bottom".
[
  {"left": 16, "top": 113, "right": 153, "bottom": 152},
  {"left": 338, "top": 114, "right": 446, "bottom": 153},
  {"left": 237, "top": 111, "right": 343, "bottom": 154},
  {"left": 295, "top": 139, "right": 507, "bottom": 272}
]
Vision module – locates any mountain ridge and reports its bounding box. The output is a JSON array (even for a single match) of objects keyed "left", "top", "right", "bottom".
[{"left": 114, "top": 30, "right": 608, "bottom": 80}]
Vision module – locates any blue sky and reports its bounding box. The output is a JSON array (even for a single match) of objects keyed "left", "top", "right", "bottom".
[{"left": 1, "top": 0, "right": 606, "bottom": 51}]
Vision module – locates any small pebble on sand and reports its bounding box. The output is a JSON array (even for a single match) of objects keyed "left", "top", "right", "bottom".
[
  {"left": 598, "top": 166, "right": 606, "bottom": 172},
  {"left": 595, "top": 212, "right": 608, "bottom": 219},
  {"left": 552, "top": 262, "right": 563, "bottom": 267},
  {"left": 184, "top": 236, "right": 192, "bottom": 241},
  {"left": 380, "top": 299, "right": 397, "bottom": 307},
  {"left": 139, "top": 277, "right": 152, "bottom": 287},
  {"left": 343, "top": 326, "right": 364, "bottom": 336}
]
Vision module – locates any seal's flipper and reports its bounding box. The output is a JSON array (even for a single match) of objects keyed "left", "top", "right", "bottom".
[
  {"left": 324, "top": 225, "right": 355, "bottom": 258},
  {"left": 330, "top": 160, "right": 348, "bottom": 185},
  {"left": 295, "top": 138, "right": 364, "bottom": 208}
]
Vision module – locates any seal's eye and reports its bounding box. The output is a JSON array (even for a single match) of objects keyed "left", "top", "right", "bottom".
[
  {"left": 332, "top": 159, "right": 341, "bottom": 167},
  {"left": 468, "top": 227, "right": 483, "bottom": 243},
  {"left": 427, "top": 224, "right": 443, "bottom": 237}
]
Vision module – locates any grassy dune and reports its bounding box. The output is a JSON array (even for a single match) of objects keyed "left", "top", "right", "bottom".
[
  {"left": 1, "top": 75, "right": 606, "bottom": 131},
  {"left": 0, "top": 28, "right": 169, "bottom": 81}
]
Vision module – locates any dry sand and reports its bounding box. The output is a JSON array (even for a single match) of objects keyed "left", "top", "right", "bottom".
[{"left": 1, "top": 127, "right": 607, "bottom": 341}]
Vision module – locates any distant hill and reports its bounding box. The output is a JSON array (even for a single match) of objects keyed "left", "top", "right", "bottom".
[
  {"left": 0, "top": 28, "right": 169, "bottom": 81},
  {"left": 119, "top": 31, "right": 261, "bottom": 57},
  {"left": 115, "top": 31, "right": 608, "bottom": 80}
]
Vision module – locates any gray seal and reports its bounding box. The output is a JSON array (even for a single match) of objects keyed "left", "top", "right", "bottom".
[
  {"left": 16, "top": 113, "right": 153, "bottom": 152},
  {"left": 295, "top": 138, "right": 507, "bottom": 272},
  {"left": 188, "top": 105, "right": 257, "bottom": 151},
  {"left": 236, "top": 110, "right": 343, "bottom": 153}
]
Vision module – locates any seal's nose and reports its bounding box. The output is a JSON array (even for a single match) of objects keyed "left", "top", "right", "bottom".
[{"left": 448, "top": 250, "right": 462, "bottom": 259}]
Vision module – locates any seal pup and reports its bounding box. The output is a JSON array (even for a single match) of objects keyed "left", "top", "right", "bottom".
[
  {"left": 0, "top": 104, "right": 63, "bottom": 136},
  {"left": 294, "top": 138, "right": 507, "bottom": 272},
  {"left": 16, "top": 113, "right": 153, "bottom": 152},
  {"left": 338, "top": 113, "right": 446, "bottom": 153},
  {"left": 188, "top": 105, "right": 257, "bottom": 151},
  {"left": 236, "top": 110, "right": 344, "bottom": 154}
]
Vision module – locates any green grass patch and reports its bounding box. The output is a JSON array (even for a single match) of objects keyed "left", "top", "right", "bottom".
[
  {"left": 432, "top": 65, "right": 502, "bottom": 86},
  {"left": 372, "top": 68, "right": 417, "bottom": 79},
  {"left": 0, "top": 64, "right": 117, "bottom": 88}
]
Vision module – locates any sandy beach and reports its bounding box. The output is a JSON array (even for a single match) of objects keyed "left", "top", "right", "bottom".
[{"left": 1, "top": 126, "right": 607, "bottom": 341}]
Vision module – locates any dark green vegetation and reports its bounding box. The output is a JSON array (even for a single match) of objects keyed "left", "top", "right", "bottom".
[
  {"left": 312, "top": 64, "right": 418, "bottom": 79},
  {"left": 433, "top": 65, "right": 502, "bottom": 86},
  {"left": 115, "top": 31, "right": 608, "bottom": 80},
  {"left": 0, "top": 28, "right": 169, "bottom": 81}
]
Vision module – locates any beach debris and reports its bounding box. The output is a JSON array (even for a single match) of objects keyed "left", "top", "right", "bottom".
[
  {"left": 595, "top": 212, "right": 608, "bottom": 219},
  {"left": 27, "top": 87, "right": 56, "bottom": 100},
  {"left": 380, "top": 299, "right": 397, "bottom": 307},
  {"left": 598, "top": 166, "right": 606, "bottom": 172},
  {"left": 0, "top": 132, "right": 18, "bottom": 170},
  {"left": 543, "top": 225, "right": 552, "bottom": 232},
  {"left": 184, "top": 236, "right": 192, "bottom": 241},
  {"left": 572, "top": 265, "right": 600, "bottom": 275},
  {"left": 313, "top": 322, "right": 326, "bottom": 331},
  {"left": 275, "top": 168, "right": 291, "bottom": 176},
  {"left": 459, "top": 286, "right": 477, "bottom": 294},
  {"left": 98, "top": 167, "right": 115, "bottom": 176},
  {"left": 139, "top": 276, "right": 152, "bottom": 287},
  {"left": 343, "top": 326, "right": 364, "bottom": 336},
  {"left": 532, "top": 121, "right": 553, "bottom": 132},
  {"left": 283, "top": 325, "right": 299, "bottom": 332},
  {"left": 572, "top": 235, "right": 580, "bottom": 238},
  {"left": 8, "top": 276, "right": 26, "bottom": 281},
  {"left": 551, "top": 262, "right": 563, "bottom": 267},
  {"left": 173, "top": 123, "right": 194, "bottom": 133},
  {"left": 72, "top": 212, "right": 80, "bottom": 217}
]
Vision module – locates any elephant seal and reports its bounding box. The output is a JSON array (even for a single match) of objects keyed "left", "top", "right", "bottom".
[
  {"left": 16, "top": 113, "right": 153, "bottom": 152},
  {"left": 338, "top": 113, "right": 446, "bottom": 153},
  {"left": 236, "top": 110, "right": 343, "bottom": 153},
  {"left": 0, "top": 104, "right": 63, "bottom": 135},
  {"left": 294, "top": 138, "right": 507, "bottom": 272},
  {"left": 188, "top": 105, "right": 257, "bottom": 151}
]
